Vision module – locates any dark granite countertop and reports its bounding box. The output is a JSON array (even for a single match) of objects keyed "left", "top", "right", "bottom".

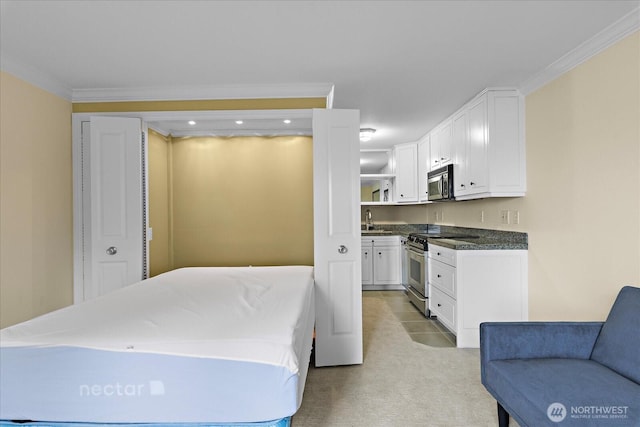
[
  {"left": 425, "top": 236, "right": 527, "bottom": 250},
  {"left": 360, "top": 224, "right": 527, "bottom": 250}
]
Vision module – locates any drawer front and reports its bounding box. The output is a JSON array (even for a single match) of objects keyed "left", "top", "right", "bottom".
[
  {"left": 428, "top": 244, "right": 456, "bottom": 267},
  {"left": 429, "top": 259, "right": 456, "bottom": 298},
  {"left": 430, "top": 286, "right": 456, "bottom": 333},
  {"left": 372, "top": 235, "right": 401, "bottom": 247}
]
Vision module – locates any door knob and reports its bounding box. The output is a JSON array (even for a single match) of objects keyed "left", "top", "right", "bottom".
[
  {"left": 106, "top": 246, "right": 118, "bottom": 255},
  {"left": 338, "top": 245, "right": 348, "bottom": 254}
]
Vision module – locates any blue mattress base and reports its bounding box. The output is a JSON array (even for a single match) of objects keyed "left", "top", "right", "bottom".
[
  {"left": 0, "top": 346, "right": 298, "bottom": 423},
  {"left": 0, "top": 419, "right": 290, "bottom": 427}
]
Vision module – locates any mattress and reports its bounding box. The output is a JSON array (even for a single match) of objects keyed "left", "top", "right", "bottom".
[{"left": 0, "top": 266, "right": 315, "bottom": 424}]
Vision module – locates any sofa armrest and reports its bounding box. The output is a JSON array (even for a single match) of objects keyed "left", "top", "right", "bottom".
[{"left": 480, "top": 321, "right": 603, "bottom": 362}]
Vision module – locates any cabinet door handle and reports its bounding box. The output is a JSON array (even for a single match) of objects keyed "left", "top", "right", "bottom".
[
  {"left": 470, "top": 182, "right": 475, "bottom": 186},
  {"left": 437, "top": 252, "right": 441, "bottom": 256},
  {"left": 378, "top": 252, "right": 382, "bottom": 256},
  {"left": 437, "top": 303, "right": 442, "bottom": 307},
  {"left": 437, "top": 274, "right": 441, "bottom": 278}
]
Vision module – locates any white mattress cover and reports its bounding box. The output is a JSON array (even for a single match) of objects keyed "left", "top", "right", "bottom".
[{"left": 1, "top": 266, "right": 314, "bottom": 376}]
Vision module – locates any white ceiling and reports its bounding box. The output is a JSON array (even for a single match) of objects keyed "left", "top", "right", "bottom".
[{"left": 1, "top": 1, "right": 638, "bottom": 152}]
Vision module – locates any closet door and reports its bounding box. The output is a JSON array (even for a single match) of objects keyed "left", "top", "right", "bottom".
[
  {"left": 85, "top": 116, "right": 145, "bottom": 300},
  {"left": 313, "top": 108, "right": 363, "bottom": 367}
]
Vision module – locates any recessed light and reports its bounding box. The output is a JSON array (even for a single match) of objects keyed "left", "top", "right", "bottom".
[
  {"left": 283, "top": 119, "right": 291, "bottom": 124},
  {"left": 188, "top": 120, "right": 196, "bottom": 125},
  {"left": 235, "top": 120, "right": 244, "bottom": 125}
]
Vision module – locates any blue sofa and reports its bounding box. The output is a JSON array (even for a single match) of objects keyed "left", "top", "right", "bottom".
[{"left": 480, "top": 285, "right": 640, "bottom": 427}]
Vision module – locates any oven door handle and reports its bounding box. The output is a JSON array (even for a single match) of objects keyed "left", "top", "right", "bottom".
[{"left": 407, "top": 247, "right": 426, "bottom": 257}]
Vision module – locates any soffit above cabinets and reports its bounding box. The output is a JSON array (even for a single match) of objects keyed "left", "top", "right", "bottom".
[{"left": 148, "top": 115, "right": 313, "bottom": 137}]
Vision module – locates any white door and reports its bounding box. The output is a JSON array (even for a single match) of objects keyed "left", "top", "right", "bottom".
[
  {"left": 312, "top": 108, "right": 363, "bottom": 367},
  {"left": 82, "top": 116, "right": 145, "bottom": 301}
]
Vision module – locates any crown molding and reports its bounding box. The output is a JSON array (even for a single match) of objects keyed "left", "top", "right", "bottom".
[
  {"left": 520, "top": 6, "right": 640, "bottom": 95},
  {"left": 71, "top": 83, "right": 334, "bottom": 103},
  {"left": 0, "top": 54, "right": 72, "bottom": 100}
]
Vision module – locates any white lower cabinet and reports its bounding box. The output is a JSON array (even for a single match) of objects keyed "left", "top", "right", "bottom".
[
  {"left": 361, "top": 236, "right": 402, "bottom": 290},
  {"left": 361, "top": 240, "right": 374, "bottom": 286},
  {"left": 428, "top": 243, "right": 528, "bottom": 347}
]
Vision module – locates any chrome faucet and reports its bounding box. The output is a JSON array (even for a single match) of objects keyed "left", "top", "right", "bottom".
[{"left": 365, "top": 209, "right": 373, "bottom": 230}]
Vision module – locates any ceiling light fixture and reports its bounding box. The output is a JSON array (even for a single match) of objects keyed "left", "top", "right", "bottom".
[
  {"left": 188, "top": 120, "right": 196, "bottom": 125},
  {"left": 359, "top": 128, "right": 376, "bottom": 142},
  {"left": 235, "top": 120, "right": 243, "bottom": 125},
  {"left": 283, "top": 119, "right": 291, "bottom": 124}
]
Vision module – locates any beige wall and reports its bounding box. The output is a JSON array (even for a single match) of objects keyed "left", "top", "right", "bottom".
[
  {"left": 365, "top": 31, "right": 640, "bottom": 321},
  {"left": 0, "top": 71, "right": 73, "bottom": 328},
  {"left": 164, "top": 135, "right": 314, "bottom": 268},
  {"left": 148, "top": 130, "right": 172, "bottom": 276}
]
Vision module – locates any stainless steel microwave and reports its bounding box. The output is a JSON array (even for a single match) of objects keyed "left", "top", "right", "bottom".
[{"left": 427, "top": 164, "right": 455, "bottom": 201}]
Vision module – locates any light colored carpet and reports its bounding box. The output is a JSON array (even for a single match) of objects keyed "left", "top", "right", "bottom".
[{"left": 292, "top": 293, "right": 507, "bottom": 427}]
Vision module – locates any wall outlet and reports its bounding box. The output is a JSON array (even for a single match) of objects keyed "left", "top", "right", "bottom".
[
  {"left": 500, "top": 210, "right": 510, "bottom": 224},
  {"left": 512, "top": 210, "right": 520, "bottom": 225}
]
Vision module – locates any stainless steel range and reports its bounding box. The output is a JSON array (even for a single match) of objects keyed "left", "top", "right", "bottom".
[
  {"left": 405, "top": 232, "right": 480, "bottom": 317},
  {"left": 405, "top": 233, "right": 430, "bottom": 317}
]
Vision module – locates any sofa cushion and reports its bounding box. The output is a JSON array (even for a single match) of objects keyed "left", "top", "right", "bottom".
[
  {"left": 590, "top": 286, "right": 640, "bottom": 384},
  {"left": 484, "top": 358, "right": 640, "bottom": 427}
]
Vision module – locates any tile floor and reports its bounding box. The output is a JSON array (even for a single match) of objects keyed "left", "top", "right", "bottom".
[{"left": 364, "top": 290, "right": 457, "bottom": 347}]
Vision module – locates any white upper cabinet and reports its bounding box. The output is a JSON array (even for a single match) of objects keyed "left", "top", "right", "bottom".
[
  {"left": 417, "top": 134, "right": 430, "bottom": 202},
  {"left": 429, "top": 120, "right": 453, "bottom": 171},
  {"left": 454, "top": 89, "right": 526, "bottom": 200},
  {"left": 393, "top": 142, "right": 418, "bottom": 203},
  {"left": 452, "top": 109, "right": 470, "bottom": 196},
  {"left": 366, "top": 88, "right": 524, "bottom": 205}
]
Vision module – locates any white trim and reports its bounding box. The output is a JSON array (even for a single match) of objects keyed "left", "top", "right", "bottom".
[
  {"left": 0, "top": 54, "right": 72, "bottom": 100},
  {"left": 520, "top": 7, "right": 640, "bottom": 95},
  {"left": 147, "top": 125, "right": 170, "bottom": 137},
  {"left": 72, "top": 115, "right": 86, "bottom": 303},
  {"left": 166, "top": 129, "right": 313, "bottom": 138},
  {"left": 71, "top": 83, "right": 335, "bottom": 103},
  {"left": 326, "top": 85, "right": 335, "bottom": 109}
]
